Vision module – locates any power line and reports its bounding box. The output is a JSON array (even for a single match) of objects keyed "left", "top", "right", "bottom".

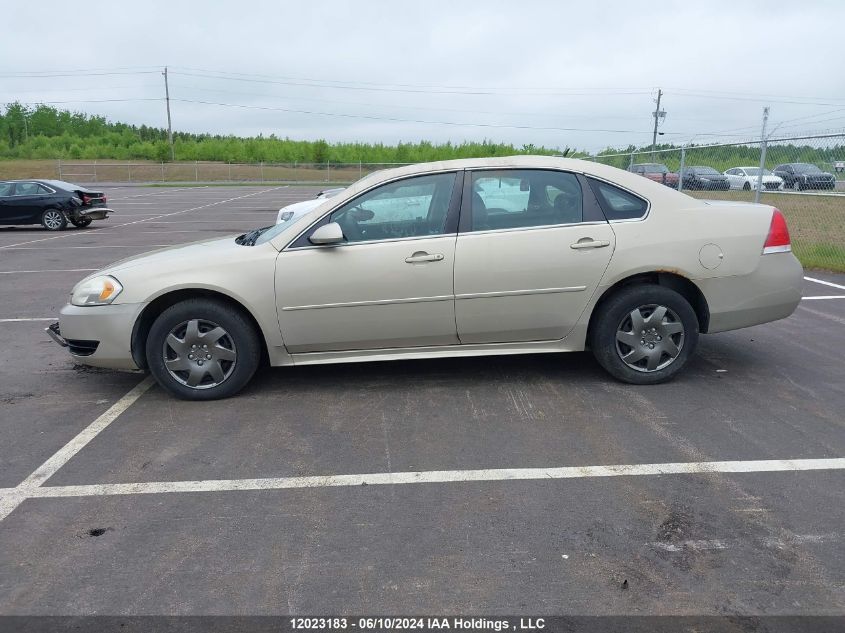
[
  {"left": 172, "top": 82, "right": 671, "bottom": 122},
  {"left": 170, "top": 97, "right": 756, "bottom": 138},
  {"left": 172, "top": 98, "right": 677, "bottom": 135},
  {"left": 668, "top": 91, "right": 845, "bottom": 107},
  {"left": 170, "top": 71, "right": 654, "bottom": 97},
  {"left": 0, "top": 70, "right": 160, "bottom": 79},
  {"left": 12, "top": 98, "right": 164, "bottom": 105},
  {"left": 170, "top": 66, "right": 656, "bottom": 94},
  {"left": 667, "top": 87, "right": 845, "bottom": 103}
]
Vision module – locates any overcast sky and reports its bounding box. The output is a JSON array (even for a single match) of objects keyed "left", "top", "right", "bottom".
[{"left": 2, "top": 0, "right": 844, "bottom": 152}]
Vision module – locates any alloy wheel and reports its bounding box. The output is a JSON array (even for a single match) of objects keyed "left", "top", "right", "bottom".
[
  {"left": 43, "top": 210, "right": 64, "bottom": 230},
  {"left": 162, "top": 318, "right": 237, "bottom": 389},
  {"left": 615, "top": 304, "right": 685, "bottom": 372}
]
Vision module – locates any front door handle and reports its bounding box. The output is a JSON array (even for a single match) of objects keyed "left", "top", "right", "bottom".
[
  {"left": 570, "top": 239, "right": 610, "bottom": 250},
  {"left": 405, "top": 251, "right": 444, "bottom": 263}
]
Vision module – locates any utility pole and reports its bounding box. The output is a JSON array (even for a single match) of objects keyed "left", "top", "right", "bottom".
[
  {"left": 651, "top": 88, "right": 665, "bottom": 155},
  {"left": 754, "top": 106, "right": 770, "bottom": 204},
  {"left": 163, "top": 66, "right": 175, "bottom": 161}
]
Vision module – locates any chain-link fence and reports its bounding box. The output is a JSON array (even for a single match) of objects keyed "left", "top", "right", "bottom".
[
  {"left": 50, "top": 160, "right": 410, "bottom": 185},
  {"left": 10, "top": 133, "right": 842, "bottom": 271},
  {"left": 589, "top": 133, "right": 845, "bottom": 271}
]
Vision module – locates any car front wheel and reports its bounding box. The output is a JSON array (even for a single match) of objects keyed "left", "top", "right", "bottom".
[
  {"left": 590, "top": 285, "right": 699, "bottom": 385},
  {"left": 146, "top": 298, "right": 262, "bottom": 400},
  {"left": 41, "top": 209, "right": 67, "bottom": 231}
]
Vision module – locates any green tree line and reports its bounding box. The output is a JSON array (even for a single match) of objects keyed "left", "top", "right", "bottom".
[
  {"left": 0, "top": 103, "right": 567, "bottom": 163},
  {"left": 1, "top": 102, "right": 840, "bottom": 167}
]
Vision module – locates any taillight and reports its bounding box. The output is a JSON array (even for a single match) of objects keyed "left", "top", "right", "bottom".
[
  {"left": 763, "top": 209, "right": 791, "bottom": 254},
  {"left": 102, "top": 195, "right": 107, "bottom": 203},
  {"left": 81, "top": 194, "right": 91, "bottom": 205}
]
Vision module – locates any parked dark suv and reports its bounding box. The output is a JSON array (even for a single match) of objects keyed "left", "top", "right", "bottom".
[
  {"left": 680, "top": 166, "right": 730, "bottom": 190},
  {"left": 629, "top": 163, "right": 680, "bottom": 188},
  {"left": 772, "top": 163, "right": 836, "bottom": 191}
]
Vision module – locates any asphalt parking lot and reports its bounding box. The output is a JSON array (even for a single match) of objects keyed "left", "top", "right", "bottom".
[{"left": 0, "top": 185, "right": 843, "bottom": 615}]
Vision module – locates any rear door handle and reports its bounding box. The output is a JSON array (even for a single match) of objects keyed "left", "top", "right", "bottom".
[
  {"left": 405, "top": 251, "right": 444, "bottom": 263},
  {"left": 570, "top": 239, "right": 611, "bottom": 250}
]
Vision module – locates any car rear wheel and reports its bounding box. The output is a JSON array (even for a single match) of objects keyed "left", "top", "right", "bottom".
[
  {"left": 743, "top": 181, "right": 751, "bottom": 191},
  {"left": 41, "top": 209, "right": 67, "bottom": 231},
  {"left": 590, "top": 285, "right": 699, "bottom": 385},
  {"left": 146, "top": 298, "right": 261, "bottom": 400},
  {"left": 70, "top": 217, "right": 93, "bottom": 228}
]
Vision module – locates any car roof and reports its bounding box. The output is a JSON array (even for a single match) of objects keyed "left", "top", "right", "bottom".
[
  {"left": 355, "top": 155, "right": 655, "bottom": 186},
  {"left": 0, "top": 179, "right": 74, "bottom": 188}
]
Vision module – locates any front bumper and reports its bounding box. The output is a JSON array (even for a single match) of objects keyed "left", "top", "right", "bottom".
[
  {"left": 45, "top": 322, "right": 67, "bottom": 347},
  {"left": 50, "top": 302, "right": 144, "bottom": 370}
]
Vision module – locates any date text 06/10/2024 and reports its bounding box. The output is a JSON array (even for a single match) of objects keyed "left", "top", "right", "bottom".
[{"left": 289, "top": 618, "right": 546, "bottom": 631}]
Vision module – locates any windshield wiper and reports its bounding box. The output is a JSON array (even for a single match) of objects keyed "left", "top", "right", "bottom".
[{"left": 236, "top": 226, "right": 270, "bottom": 246}]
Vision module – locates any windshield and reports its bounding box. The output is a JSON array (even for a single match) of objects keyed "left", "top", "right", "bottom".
[
  {"left": 793, "top": 163, "right": 822, "bottom": 174},
  {"left": 743, "top": 168, "right": 772, "bottom": 176},
  {"left": 253, "top": 221, "right": 292, "bottom": 245},
  {"left": 640, "top": 164, "right": 668, "bottom": 173},
  {"left": 691, "top": 166, "right": 720, "bottom": 175}
]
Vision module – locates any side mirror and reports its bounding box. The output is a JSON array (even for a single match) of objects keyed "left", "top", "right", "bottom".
[{"left": 309, "top": 222, "right": 345, "bottom": 245}]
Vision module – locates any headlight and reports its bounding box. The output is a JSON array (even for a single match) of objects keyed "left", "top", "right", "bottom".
[{"left": 71, "top": 275, "right": 123, "bottom": 306}]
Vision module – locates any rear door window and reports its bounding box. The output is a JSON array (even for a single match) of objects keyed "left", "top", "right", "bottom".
[
  {"left": 468, "top": 170, "right": 583, "bottom": 231},
  {"left": 13, "top": 182, "right": 43, "bottom": 196}
]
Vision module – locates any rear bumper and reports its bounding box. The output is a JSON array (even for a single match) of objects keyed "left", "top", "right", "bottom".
[
  {"left": 697, "top": 252, "right": 804, "bottom": 334},
  {"left": 74, "top": 206, "right": 113, "bottom": 221},
  {"left": 53, "top": 302, "right": 144, "bottom": 370}
]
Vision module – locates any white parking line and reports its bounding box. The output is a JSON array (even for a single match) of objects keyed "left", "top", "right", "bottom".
[
  {"left": 5, "top": 245, "right": 171, "bottom": 250},
  {"left": 802, "top": 296, "right": 845, "bottom": 300},
  {"left": 106, "top": 186, "right": 206, "bottom": 201},
  {"left": 0, "top": 187, "right": 286, "bottom": 250},
  {"left": 0, "top": 377, "right": 155, "bottom": 521},
  {"left": 651, "top": 533, "right": 841, "bottom": 552},
  {"left": 0, "top": 317, "right": 55, "bottom": 322},
  {"left": 805, "top": 276, "right": 845, "bottom": 291},
  {"left": 1, "top": 457, "right": 843, "bottom": 521},
  {"left": 0, "top": 268, "right": 97, "bottom": 274}
]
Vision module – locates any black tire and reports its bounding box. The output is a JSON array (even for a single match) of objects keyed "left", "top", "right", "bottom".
[
  {"left": 743, "top": 181, "right": 751, "bottom": 191},
  {"left": 793, "top": 180, "right": 802, "bottom": 191},
  {"left": 590, "top": 285, "right": 699, "bottom": 385},
  {"left": 70, "top": 217, "right": 93, "bottom": 228},
  {"left": 146, "top": 298, "right": 262, "bottom": 400},
  {"left": 41, "top": 208, "right": 67, "bottom": 231}
]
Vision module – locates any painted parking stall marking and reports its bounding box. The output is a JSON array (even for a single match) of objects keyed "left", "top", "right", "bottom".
[
  {"left": 0, "top": 186, "right": 286, "bottom": 250},
  {"left": 805, "top": 276, "right": 845, "bottom": 291},
  {"left": 0, "top": 377, "right": 155, "bottom": 521},
  {"left": 2, "top": 456, "right": 843, "bottom": 522}
]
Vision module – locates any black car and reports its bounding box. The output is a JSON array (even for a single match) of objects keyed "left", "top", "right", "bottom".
[
  {"left": 680, "top": 166, "right": 730, "bottom": 190},
  {"left": 0, "top": 179, "right": 112, "bottom": 231},
  {"left": 772, "top": 163, "right": 836, "bottom": 191}
]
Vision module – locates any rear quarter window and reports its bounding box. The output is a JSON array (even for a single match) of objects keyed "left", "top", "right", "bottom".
[{"left": 587, "top": 178, "right": 648, "bottom": 221}]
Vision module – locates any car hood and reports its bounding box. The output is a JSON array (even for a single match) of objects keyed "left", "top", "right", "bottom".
[
  {"left": 98, "top": 236, "right": 243, "bottom": 276},
  {"left": 280, "top": 198, "right": 324, "bottom": 214}
]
